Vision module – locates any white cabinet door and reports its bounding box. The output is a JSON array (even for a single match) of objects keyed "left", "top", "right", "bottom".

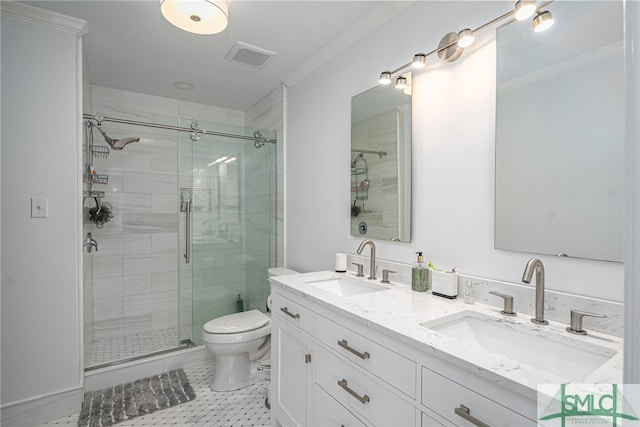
[{"left": 272, "top": 314, "right": 314, "bottom": 427}]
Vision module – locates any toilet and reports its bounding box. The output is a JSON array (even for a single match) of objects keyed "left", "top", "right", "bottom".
[{"left": 202, "top": 267, "right": 298, "bottom": 392}]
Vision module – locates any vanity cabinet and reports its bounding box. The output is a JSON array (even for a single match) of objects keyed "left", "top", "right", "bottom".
[
  {"left": 270, "top": 285, "right": 536, "bottom": 427},
  {"left": 314, "top": 384, "right": 368, "bottom": 427},
  {"left": 271, "top": 293, "right": 314, "bottom": 427}
]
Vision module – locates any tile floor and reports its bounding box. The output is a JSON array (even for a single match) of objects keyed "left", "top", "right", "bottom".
[
  {"left": 40, "top": 364, "right": 271, "bottom": 427},
  {"left": 88, "top": 327, "right": 192, "bottom": 367}
]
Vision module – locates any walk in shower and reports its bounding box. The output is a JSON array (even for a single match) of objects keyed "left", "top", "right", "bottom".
[{"left": 82, "top": 115, "right": 275, "bottom": 369}]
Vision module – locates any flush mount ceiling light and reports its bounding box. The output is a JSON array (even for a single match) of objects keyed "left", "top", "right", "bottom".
[
  {"left": 379, "top": 0, "right": 556, "bottom": 90},
  {"left": 160, "top": 0, "right": 229, "bottom": 35},
  {"left": 533, "top": 10, "right": 554, "bottom": 32},
  {"left": 514, "top": 0, "right": 537, "bottom": 20}
]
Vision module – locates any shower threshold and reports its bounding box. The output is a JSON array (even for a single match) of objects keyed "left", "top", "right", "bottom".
[
  {"left": 85, "top": 339, "right": 195, "bottom": 372},
  {"left": 85, "top": 327, "right": 197, "bottom": 371}
]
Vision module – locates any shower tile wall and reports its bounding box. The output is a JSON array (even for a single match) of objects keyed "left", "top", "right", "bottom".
[
  {"left": 245, "top": 85, "right": 284, "bottom": 266},
  {"left": 245, "top": 86, "right": 285, "bottom": 311},
  {"left": 88, "top": 85, "right": 245, "bottom": 356}
]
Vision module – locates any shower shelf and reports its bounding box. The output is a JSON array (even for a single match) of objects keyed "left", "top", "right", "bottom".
[
  {"left": 92, "top": 145, "right": 110, "bottom": 159},
  {"left": 84, "top": 191, "right": 105, "bottom": 199},
  {"left": 92, "top": 174, "right": 109, "bottom": 185},
  {"left": 351, "top": 153, "right": 369, "bottom": 211}
]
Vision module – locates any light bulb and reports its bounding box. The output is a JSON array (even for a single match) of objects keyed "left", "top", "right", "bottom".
[
  {"left": 533, "top": 10, "right": 554, "bottom": 32},
  {"left": 412, "top": 54, "right": 427, "bottom": 69},
  {"left": 379, "top": 71, "right": 392, "bottom": 85},
  {"left": 395, "top": 76, "right": 408, "bottom": 89},
  {"left": 514, "top": 0, "right": 536, "bottom": 21},
  {"left": 457, "top": 29, "right": 474, "bottom": 48}
]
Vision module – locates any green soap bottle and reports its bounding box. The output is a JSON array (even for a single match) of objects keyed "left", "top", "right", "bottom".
[{"left": 412, "top": 252, "right": 431, "bottom": 292}]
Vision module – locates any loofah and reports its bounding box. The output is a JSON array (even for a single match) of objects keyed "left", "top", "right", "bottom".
[{"left": 88, "top": 202, "right": 113, "bottom": 228}]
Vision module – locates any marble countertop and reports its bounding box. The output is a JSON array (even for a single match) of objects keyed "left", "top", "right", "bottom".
[{"left": 270, "top": 270, "right": 624, "bottom": 401}]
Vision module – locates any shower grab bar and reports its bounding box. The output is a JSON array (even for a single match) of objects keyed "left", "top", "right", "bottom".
[
  {"left": 184, "top": 201, "right": 191, "bottom": 264},
  {"left": 84, "top": 114, "right": 276, "bottom": 145}
]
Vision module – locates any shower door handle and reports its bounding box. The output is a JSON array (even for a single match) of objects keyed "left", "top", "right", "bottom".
[{"left": 184, "top": 201, "right": 191, "bottom": 264}]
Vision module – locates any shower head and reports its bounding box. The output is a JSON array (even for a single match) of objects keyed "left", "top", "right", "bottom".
[{"left": 94, "top": 123, "right": 140, "bottom": 150}]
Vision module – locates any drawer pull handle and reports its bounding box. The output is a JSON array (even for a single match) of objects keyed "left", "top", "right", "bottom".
[
  {"left": 454, "top": 404, "right": 490, "bottom": 427},
  {"left": 337, "top": 379, "right": 370, "bottom": 404},
  {"left": 338, "top": 339, "right": 370, "bottom": 360},
  {"left": 280, "top": 306, "right": 300, "bottom": 319}
]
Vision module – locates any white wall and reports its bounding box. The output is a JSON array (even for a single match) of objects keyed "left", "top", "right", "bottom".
[
  {"left": 286, "top": 1, "right": 624, "bottom": 302},
  {"left": 624, "top": 0, "right": 640, "bottom": 384},
  {"left": 1, "top": 2, "right": 86, "bottom": 424}
]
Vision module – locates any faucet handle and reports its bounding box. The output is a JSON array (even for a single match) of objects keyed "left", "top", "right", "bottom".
[
  {"left": 489, "top": 291, "right": 516, "bottom": 316},
  {"left": 352, "top": 263, "right": 364, "bottom": 277},
  {"left": 381, "top": 270, "right": 396, "bottom": 284},
  {"left": 567, "top": 310, "right": 607, "bottom": 335}
]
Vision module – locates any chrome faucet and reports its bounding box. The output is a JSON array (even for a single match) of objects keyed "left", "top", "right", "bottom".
[
  {"left": 522, "top": 258, "right": 548, "bottom": 325},
  {"left": 356, "top": 239, "right": 377, "bottom": 280}
]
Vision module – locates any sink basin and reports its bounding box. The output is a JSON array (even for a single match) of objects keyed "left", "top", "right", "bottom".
[
  {"left": 421, "top": 311, "right": 617, "bottom": 381},
  {"left": 307, "top": 277, "right": 389, "bottom": 297}
]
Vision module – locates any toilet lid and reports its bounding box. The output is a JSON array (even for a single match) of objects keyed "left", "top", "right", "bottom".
[{"left": 203, "top": 310, "right": 269, "bottom": 334}]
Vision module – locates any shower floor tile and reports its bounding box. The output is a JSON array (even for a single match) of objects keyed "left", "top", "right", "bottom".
[
  {"left": 88, "top": 327, "right": 192, "bottom": 367},
  {"left": 40, "top": 364, "right": 271, "bottom": 426}
]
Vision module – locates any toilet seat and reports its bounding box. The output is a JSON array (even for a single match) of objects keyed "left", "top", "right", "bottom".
[
  {"left": 204, "top": 310, "right": 269, "bottom": 334},
  {"left": 202, "top": 310, "right": 271, "bottom": 345}
]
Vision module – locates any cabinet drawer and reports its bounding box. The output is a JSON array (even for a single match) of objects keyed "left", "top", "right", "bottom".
[
  {"left": 421, "top": 367, "right": 535, "bottom": 427},
  {"left": 315, "top": 384, "right": 368, "bottom": 427},
  {"left": 316, "top": 314, "right": 416, "bottom": 398},
  {"left": 272, "top": 292, "right": 314, "bottom": 335},
  {"left": 316, "top": 346, "right": 415, "bottom": 427},
  {"left": 421, "top": 412, "right": 447, "bottom": 427}
]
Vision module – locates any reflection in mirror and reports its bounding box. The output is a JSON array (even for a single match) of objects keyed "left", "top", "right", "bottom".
[
  {"left": 495, "top": 1, "right": 623, "bottom": 262},
  {"left": 351, "top": 72, "right": 411, "bottom": 242}
]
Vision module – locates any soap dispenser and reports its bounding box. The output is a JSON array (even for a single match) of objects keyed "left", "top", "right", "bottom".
[
  {"left": 236, "top": 294, "right": 244, "bottom": 312},
  {"left": 463, "top": 281, "right": 475, "bottom": 304},
  {"left": 412, "top": 252, "right": 431, "bottom": 292}
]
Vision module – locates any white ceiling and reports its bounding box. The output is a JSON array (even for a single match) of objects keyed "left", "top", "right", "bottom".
[{"left": 24, "top": 0, "right": 411, "bottom": 111}]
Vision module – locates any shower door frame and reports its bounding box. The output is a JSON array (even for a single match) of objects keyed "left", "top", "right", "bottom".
[{"left": 82, "top": 113, "right": 275, "bottom": 371}]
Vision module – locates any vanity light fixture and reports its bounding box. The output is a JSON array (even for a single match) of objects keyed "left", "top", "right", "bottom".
[
  {"left": 379, "top": 0, "right": 554, "bottom": 89},
  {"left": 379, "top": 71, "right": 392, "bottom": 85},
  {"left": 411, "top": 53, "right": 427, "bottom": 69},
  {"left": 224, "top": 157, "right": 237, "bottom": 163},
  {"left": 457, "top": 29, "right": 475, "bottom": 48},
  {"left": 160, "top": 0, "right": 229, "bottom": 35},
  {"left": 514, "top": 0, "right": 537, "bottom": 20},
  {"left": 395, "top": 76, "right": 408, "bottom": 89},
  {"left": 533, "top": 10, "right": 554, "bottom": 32}
]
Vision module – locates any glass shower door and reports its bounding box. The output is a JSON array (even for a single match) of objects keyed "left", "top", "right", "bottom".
[{"left": 178, "top": 119, "right": 275, "bottom": 345}]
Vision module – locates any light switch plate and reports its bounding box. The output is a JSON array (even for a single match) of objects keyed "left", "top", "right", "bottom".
[{"left": 31, "top": 197, "right": 48, "bottom": 218}]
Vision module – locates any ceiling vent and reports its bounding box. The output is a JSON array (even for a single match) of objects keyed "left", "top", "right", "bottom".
[{"left": 225, "top": 41, "right": 276, "bottom": 68}]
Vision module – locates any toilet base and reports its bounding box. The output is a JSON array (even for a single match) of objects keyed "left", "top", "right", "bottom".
[{"left": 209, "top": 353, "right": 258, "bottom": 392}]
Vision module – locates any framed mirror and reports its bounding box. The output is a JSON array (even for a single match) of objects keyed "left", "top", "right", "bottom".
[
  {"left": 495, "top": 1, "right": 623, "bottom": 262},
  {"left": 350, "top": 73, "right": 412, "bottom": 242}
]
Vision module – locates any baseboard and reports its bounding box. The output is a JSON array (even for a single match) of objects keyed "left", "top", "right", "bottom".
[
  {"left": 1, "top": 385, "right": 82, "bottom": 427},
  {"left": 84, "top": 345, "right": 214, "bottom": 392}
]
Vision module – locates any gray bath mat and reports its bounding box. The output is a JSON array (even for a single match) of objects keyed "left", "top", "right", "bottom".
[{"left": 78, "top": 368, "right": 195, "bottom": 427}]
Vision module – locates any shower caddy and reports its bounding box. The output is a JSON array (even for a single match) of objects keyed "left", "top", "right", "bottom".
[{"left": 351, "top": 153, "right": 369, "bottom": 216}]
